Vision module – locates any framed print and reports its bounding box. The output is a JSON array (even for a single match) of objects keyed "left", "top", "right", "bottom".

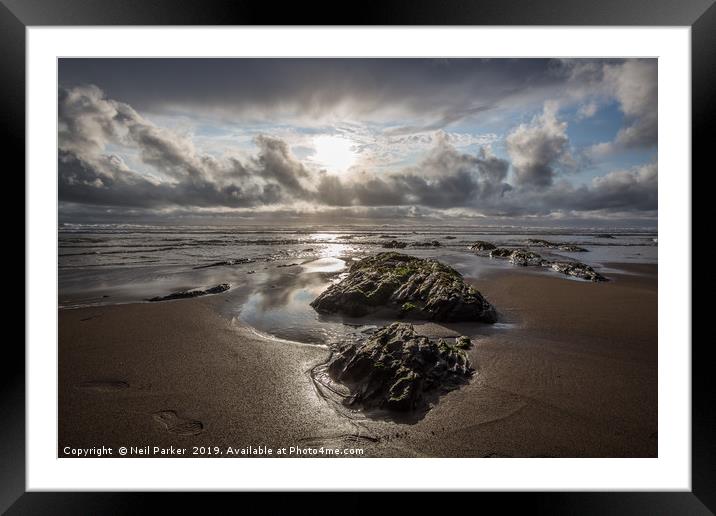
[{"left": 6, "top": 0, "right": 711, "bottom": 511}]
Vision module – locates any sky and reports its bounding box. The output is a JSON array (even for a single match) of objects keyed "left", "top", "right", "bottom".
[{"left": 58, "top": 58, "right": 657, "bottom": 227}]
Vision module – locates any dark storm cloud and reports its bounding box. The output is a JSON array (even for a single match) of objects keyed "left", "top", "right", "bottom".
[
  {"left": 57, "top": 75, "right": 657, "bottom": 222},
  {"left": 59, "top": 58, "right": 574, "bottom": 127},
  {"left": 58, "top": 85, "right": 314, "bottom": 208}
]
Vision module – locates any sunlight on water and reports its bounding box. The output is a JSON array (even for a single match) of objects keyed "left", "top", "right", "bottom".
[{"left": 301, "top": 257, "right": 346, "bottom": 273}]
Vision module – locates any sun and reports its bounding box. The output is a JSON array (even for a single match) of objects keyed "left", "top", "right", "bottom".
[{"left": 312, "top": 135, "right": 359, "bottom": 173}]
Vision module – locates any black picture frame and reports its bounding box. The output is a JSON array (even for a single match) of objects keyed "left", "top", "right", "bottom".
[{"left": 5, "top": 0, "right": 709, "bottom": 512}]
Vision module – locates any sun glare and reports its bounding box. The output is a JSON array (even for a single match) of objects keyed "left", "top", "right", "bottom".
[{"left": 312, "top": 135, "right": 358, "bottom": 173}]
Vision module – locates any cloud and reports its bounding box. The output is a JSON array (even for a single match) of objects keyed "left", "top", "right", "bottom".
[
  {"left": 506, "top": 102, "right": 571, "bottom": 188},
  {"left": 605, "top": 60, "right": 658, "bottom": 148},
  {"left": 58, "top": 86, "right": 309, "bottom": 209},
  {"left": 58, "top": 84, "right": 657, "bottom": 223},
  {"left": 565, "top": 59, "right": 657, "bottom": 155},
  {"left": 577, "top": 101, "right": 598, "bottom": 119},
  {"left": 59, "top": 58, "right": 571, "bottom": 128},
  {"left": 313, "top": 137, "right": 512, "bottom": 209}
]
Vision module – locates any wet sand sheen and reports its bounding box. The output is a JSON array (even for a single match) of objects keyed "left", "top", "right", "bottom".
[{"left": 58, "top": 263, "right": 656, "bottom": 457}]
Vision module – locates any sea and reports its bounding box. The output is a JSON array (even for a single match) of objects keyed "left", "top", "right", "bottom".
[{"left": 58, "top": 224, "right": 657, "bottom": 344}]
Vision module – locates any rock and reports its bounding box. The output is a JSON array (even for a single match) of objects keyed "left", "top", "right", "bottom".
[
  {"left": 310, "top": 252, "right": 497, "bottom": 323},
  {"left": 550, "top": 261, "right": 608, "bottom": 282},
  {"left": 526, "top": 238, "right": 554, "bottom": 247},
  {"left": 470, "top": 241, "right": 497, "bottom": 251},
  {"left": 277, "top": 263, "right": 300, "bottom": 268},
  {"left": 488, "top": 248, "right": 609, "bottom": 281},
  {"left": 455, "top": 336, "right": 472, "bottom": 349},
  {"left": 489, "top": 248, "right": 514, "bottom": 258},
  {"left": 193, "top": 258, "right": 254, "bottom": 269},
  {"left": 148, "top": 283, "right": 230, "bottom": 302},
  {"left": 510, "top": 249, "right": 549, "bottom": 267},
  {"left": 557, "top": 244, "right": 588, "bottom": 252},
  {"left": 595, "top": 234, "right": 615, "bottom": 239},
  {"left": 526, "top": 239, "right": 587, "bottom": 252},
  {"left": 379, "top": 234, "right": 398, "bottom": 239},
  {"left": 382, "top": 240, "right": 407, "bottom": 249},
  {"left": 410, "top": 240, "right": 441, "bottom": 247},
  {"left": 325, "top": 322, "right": 474, "bottom": 411},
  {"left": 444, "top": 236, "right": 457, "bottom": 240}
]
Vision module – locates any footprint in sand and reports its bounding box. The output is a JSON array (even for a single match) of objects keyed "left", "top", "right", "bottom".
[
  {"left": 77, "top": 380, "right": 130, "bottom": 392},
  {"left": 153, "top": 410, "right": 204, "bottom": 436}
]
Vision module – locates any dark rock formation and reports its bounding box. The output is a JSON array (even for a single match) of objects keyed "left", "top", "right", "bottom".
[
  {"left": 595, "top": 234, "right": 615, "bottom": 239},
  {"left": 550, "top": 261, "right": 608, "bottom": 282},
  {"left": 444, "top": 236, "right": 457, "bottom": 240},
  {"left": 193, "top": 258, "right": 254, "bottom": 269},
  {"left": 148, "top": 283, "right": 230, "bottom": 302},
  {"left": 310, "top": 252, "right": 497, "bottom": 323},
  {"left": 324, "top": 322, "right": 474, "bottom": 411},
  {"left": 526, "top": 239, "right": 588, "bottom": 252},
  {"left": 557, "top": 245, "right": 589, "bottom": 252},
  {"left": 488, "top": 248, "right": 608, "bottom": 282},
  {"left": 510, "top": 249, "right": 549, "bottom": 267},
  {"left": 489, "top": 247, "right": 515, "bottom": 258},
  {"left": 470, "top": 241, "right": 497, "bottom": 251},
  {"left": 382, "top": 240, "right": 408, "bottom": 249},
  {"left": 411, "top": 240, "right": 441, "bottom": 247}
]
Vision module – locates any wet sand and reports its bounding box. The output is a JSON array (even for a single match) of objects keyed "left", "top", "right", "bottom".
[{"left": 59, "top": 262, "right": 657, "bottom": 457}]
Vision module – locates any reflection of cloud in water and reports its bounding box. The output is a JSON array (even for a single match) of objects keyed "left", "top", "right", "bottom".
[
  {"left": 301, "top": 257, "right": 346, "bottom": 273},
  {"left": 239, "top": 269, "right": 346, "bottom": 343},
  {"left": 252, "top": 272, "right": 328, "bottom": 312}
]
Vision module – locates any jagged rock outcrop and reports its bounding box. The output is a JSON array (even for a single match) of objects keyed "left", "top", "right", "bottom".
[
  {"left": 487, "top": 248, "right": 608, "bottom": 282},
  {"left": 470, "top": 241, "right": 497, "bottom": 252},
  {"left": 411, "top": 240, "right": 441, "bottom": 247},
  {"left": 310, "top": 252, "right": 497, "bottom": 323},
  {"left": 193, "top": 258, "right": 254, "bottom": 269},
  {"left": 382, "top": 240, "right": 408, "bottom": 249},
  {"left": 510, "top": 249, "right": 549, "bottom": 267},
  {"left": 526, "top": 239, "right": 588, "bottom": 252},
  {"left": 148, "top": 283, "right": 231, "bottom": 302},
  {"left": 489, "top": 248, "right": 514, "bottom": 258},
  {"left": 324, "top": 322, "right": 474, "bottom": 411},
  {"left": 550, "top": 261, "right": 608, "bottom": 282}
]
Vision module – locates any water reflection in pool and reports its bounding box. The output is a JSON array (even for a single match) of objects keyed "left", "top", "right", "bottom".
[{"left": 235, "top": 257, "right": 382, "bottom": 344}]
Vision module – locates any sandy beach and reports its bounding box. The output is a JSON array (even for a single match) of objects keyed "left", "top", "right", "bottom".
[{"left": 59, "top": 262, "right": 657, "bottom": 458}]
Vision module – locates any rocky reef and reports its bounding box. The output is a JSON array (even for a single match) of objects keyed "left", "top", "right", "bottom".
[
  {"left": 382, "top": 240, "right": 407, "bottom": 249},
  {"left": 550, "top": 261, "right": 608, "bottom": 282},
  {"left": 148, "top": 283, "right": 231, "bottom": 302},
  {"left": 489, "top": 248, "right": 608, "bottom": 282},
  {"left": 509, "top": 249, "right": 549, "bottom": 267},
  {"left": 193, "top": 258, "right": 254, "bottom": 269},
  {"left": 526, "top": 239, "right": 588, "bottom": 252},
  {"left": 489, "top": 248, "right": 514, "bottom": 258},
  {"left": 310, "top": 252, "right": 497, "bottom": 323},
  {"left": 323, "top": 322, "right": 474, "bottom": 412},
  {"left": 410, "top": 240, "right": 441, "bottom": 247},
  {"left": 469, "top": 241, "right": 497, "bottom": 252}
]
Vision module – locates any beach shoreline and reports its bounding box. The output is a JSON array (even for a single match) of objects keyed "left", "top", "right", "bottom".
[{"left": 59, "top": 262, "right": 657, "bottom": 458}]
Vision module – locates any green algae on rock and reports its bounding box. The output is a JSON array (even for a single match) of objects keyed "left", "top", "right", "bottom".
[{"left": 310, "top": 252, "right": 497, "bottom": 323}]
